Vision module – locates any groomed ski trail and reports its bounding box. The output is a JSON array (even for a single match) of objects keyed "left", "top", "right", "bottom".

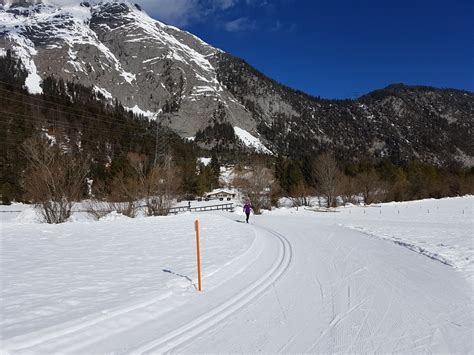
[
  {"left": 2, "top": 224, "right": 292, "bottom": 354},
  {"left": 130, "top": 225, "right": 292, "bottom": 353},
  {"left": 178, "top": 215, "right": 473, "bottom": 354}
]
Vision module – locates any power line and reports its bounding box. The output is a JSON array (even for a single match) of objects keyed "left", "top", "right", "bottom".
[
  {"left": 0, "top": 86, "right": 157, "bottom": 125},
  {"left": 0, "top": 138, "right": 193, "bottom": 165},
  {"left": 0, "top": 112, "right": 153, "bottom": 137},
  {"left": 0, "top": 78, "right": 142, "bottom": 114},
  {"left": 0, "top": 114, "right": 178, "bottom": 153},
  {"left": 0, "top": 109, "right": 165, "bottom": 140},
  {"left": 0, "top": 95, "right": 157, "bottom": 130},
  {"left": 0, "top": 114, "right": 179, "bottom": 154},
  {"left": 0, "top": 81, "right": 184, "bottom": 159}
]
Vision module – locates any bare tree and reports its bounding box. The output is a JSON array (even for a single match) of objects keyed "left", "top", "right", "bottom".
[
  {"left": 128, "top": 153, "right": 181, "bottom": 216},
  {"left": 85, "top": 153, "right": 181, "bottom": 219},
  {"left": 312, "top": 153, "right": 342, "bottom": 208},
  {"left": 144, "top": 162, "right": 182, "bottom": 216},
  {"left": 22, "top": 136, "right": 89, "bottom": 224},
  {"left": 233, "top": 161, "right": 278, "bottom": 214},
  {"left": 84, "top": 179, "right": 113, "bottom": 220},
  {"left": 85, "top": 199, "right": 113, "bottom": 220},
  {"left": 356, "top": 169, "right": 383, "bottom": 205},
  {"left": 288, "top": 180, "right": 313, "bottom": 209},
  {"left": 339, "top": 174, "right": 358, "bottom": 205},
  {"left": 107, "top": 170, "right": 142, "bottom": 217}
]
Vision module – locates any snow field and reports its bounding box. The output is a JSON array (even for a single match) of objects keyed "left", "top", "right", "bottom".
[
  {"left": 0, "top": 214, "right": 256, "bottom": 352},
  {"left": 0, "top": 196, "right": 472, "bottom": 353}
]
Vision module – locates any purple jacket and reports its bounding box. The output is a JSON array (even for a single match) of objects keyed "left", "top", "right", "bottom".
[{"left": 243, "top": 203, "right": 252, "bottom": 214}]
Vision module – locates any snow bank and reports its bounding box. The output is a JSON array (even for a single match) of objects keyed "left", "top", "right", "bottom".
[
  {"left": 12, "top": 207, "right": 40, "bottom": 224},
  {"left": 267, "top": 196, "right": 474, "bottom": 285},
  {"left": 0, "top": 203, "right": 35, "bottom": 223},
  {"left": 338, "top": 197, "right": 473, "bottom": 284}
]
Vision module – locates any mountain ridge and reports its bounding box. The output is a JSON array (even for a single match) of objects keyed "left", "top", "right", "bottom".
[{"left": 0, "top": 0, "right": 473, "bottom": 166}]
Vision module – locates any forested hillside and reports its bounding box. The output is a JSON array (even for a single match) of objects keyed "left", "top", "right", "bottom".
[{"left": 0, "top": 52, "right": 223, "bottom": 203}]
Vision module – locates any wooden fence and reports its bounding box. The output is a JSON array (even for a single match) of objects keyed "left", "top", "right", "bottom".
[{"left": 169, "top": 203, "right": 234, "bottom": 214}]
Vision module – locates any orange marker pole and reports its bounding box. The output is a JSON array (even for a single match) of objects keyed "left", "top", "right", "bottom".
[{"left": 195, "top": 220, "right": 202, "bottom": 291}]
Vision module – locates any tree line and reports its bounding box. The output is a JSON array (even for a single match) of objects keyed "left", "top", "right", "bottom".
[
  {"left": 274, "top": 154, "right": 474, "bottom": 208},
  {"left": 1, "top": 51, "right": 472, "bottom": 223}
]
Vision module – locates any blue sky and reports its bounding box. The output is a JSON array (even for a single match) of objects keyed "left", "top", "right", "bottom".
[{"left": 139, "top": 0, "right": 473, "bottom": 99}]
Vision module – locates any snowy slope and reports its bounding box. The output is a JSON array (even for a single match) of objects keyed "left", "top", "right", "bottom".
[
  {"left": 234, "top": 126, "right": 272, "bottom": 154},
  {"left": 0, "top": 0, "right": 216, "bottom": 93}
]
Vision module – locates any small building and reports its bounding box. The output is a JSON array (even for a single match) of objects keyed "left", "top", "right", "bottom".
[{"left": 205, "top": 189, "right": 236, "bottom": 201}]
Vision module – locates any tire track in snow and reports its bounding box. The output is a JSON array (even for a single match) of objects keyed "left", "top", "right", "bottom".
[{"left": 130, "top": 225, "right": 293, "bottom": 354}]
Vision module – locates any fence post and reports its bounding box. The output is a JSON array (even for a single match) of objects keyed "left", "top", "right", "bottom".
[{"left": 195, "top": 220, "right": 202, "bottom": 292}]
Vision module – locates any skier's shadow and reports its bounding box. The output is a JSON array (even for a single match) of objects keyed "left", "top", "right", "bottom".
[{"left": 162, "top": 269, "right": 197, "bottom": 290}]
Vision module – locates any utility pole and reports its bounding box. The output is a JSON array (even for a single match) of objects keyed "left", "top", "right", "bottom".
[
  {"left": 153, "top": 119, "right": 159, "bottom": 167},
  {"left": 153, "top": 110, "right": 162, "bottom": 167}
]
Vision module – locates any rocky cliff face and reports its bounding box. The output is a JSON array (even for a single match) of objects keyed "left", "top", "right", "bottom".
[
  {"left": 215, "top": 53, "right": 473, "bottom": 165},
  {"left": 1, "top": 0, "right": 473, "bottom": 165},
  {"left": 0, "top": 0, "right": 256, "bottom": 138}
]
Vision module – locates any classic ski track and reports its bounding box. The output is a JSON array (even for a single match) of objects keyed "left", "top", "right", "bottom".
[
  {"left": 2, "top": 290, "right": 176, "bottom": 352},
  {"left": 130, "top": 225, "right": 293, "bottom": 354},
  {"left": 3, "top": 224, "right": 292, "bottom": 354}
]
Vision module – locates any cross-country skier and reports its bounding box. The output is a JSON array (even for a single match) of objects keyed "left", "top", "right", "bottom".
[{"left": 243, "top": 200, "right": 253, "bottom": 223}]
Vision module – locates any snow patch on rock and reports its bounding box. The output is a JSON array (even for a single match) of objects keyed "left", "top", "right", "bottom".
[
  {"left": 3, "top": 33, "right": 42, "bottom": 94},
  {"left": 197, "top": 157, "right": 211, "bottom": 166},
  {"left": 93, "top": 86, "right": 113, "bottom": 100},
  {"left": 233, "top": 126, "right": 272, "bottom": 155},
  {"left": 125, "top": 105, "right": 157, "bottom": 119}
]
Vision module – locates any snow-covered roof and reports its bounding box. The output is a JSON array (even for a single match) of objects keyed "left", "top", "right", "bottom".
[{"left": 206, "top": 189, "right": 235, "bottom": 196}]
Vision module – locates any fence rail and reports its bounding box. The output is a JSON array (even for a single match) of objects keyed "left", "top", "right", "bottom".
[{"left": 169, "top": 203, "right": 234, "bottom": 214}]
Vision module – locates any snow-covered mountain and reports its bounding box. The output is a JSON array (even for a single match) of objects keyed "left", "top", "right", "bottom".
[
  {"left": 0, "top": 0, "right": 257, "bottom": 137},
  {"left": 1, "top": 0, "right": 473, "bottom": 164}
]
